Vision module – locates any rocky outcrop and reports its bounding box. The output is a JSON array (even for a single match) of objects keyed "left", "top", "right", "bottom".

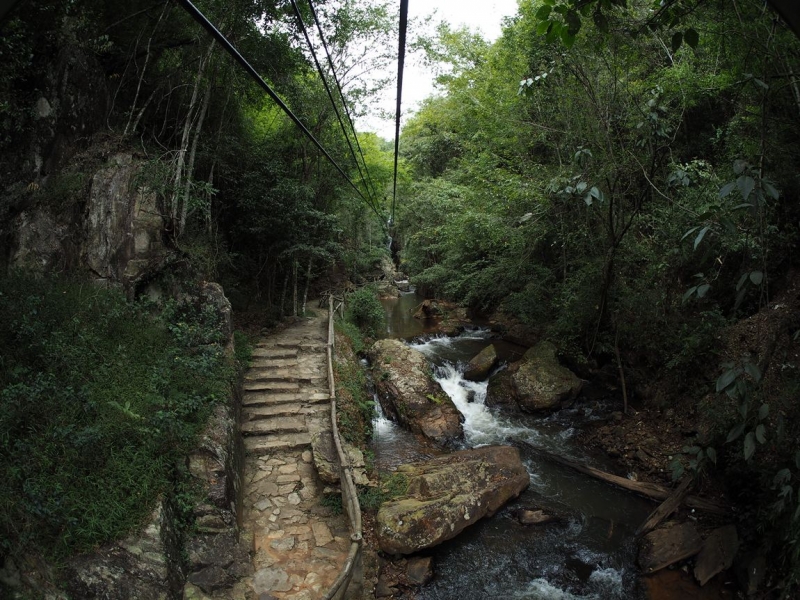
[
  {"left": 10, "top": 152, "right": 167, "bottom": 292},
  {"left": 85, "top": 153, "right": 165, "bottom": 288},
  {"left": 64, "top": 503, "right": 176, "bottom": 600},
  {"left": 512, "top": 341, "right": 582, "bottom": 412},
  {"left": 376, "top": 446, "right": 529, "bottom": 554},
  {"left": 369, "top": 339, "right": 463, "bottom": 446},
  {"left": 463, "top": 344, "right": 498, "bottom": 381}
]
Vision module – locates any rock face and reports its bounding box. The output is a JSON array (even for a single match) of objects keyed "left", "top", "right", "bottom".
[
  {"left": 369, "top": 339, "right": 463, "bottom": 446},
  {"left": 376, "top": 446, "right": 530, "bottom": 554},
  {"left": 85, "top": 153, "right": 165, "bottom": 287},
  {"left": 10, "top": 153, "right": 166, "bottom": 292},
  {"left": 463, "top": 344, "right": 498, "bottom": 381},
  {"left": 512, "top": 341, "right": 583, "bottom": 412}
]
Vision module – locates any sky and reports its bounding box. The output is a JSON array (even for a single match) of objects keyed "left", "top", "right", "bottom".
[{"left": 362, "top": 0, "right": 520, "bottom": 139}]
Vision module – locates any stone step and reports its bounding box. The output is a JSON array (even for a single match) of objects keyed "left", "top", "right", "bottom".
[
  {"left": 244, "top": 433, "right": 313, "bottom": 454},
  {"left": 251, "top": 348, "right": 298, "bottom": 359},
  {"left": 249, "top": 358, "right": 298, "bottom": 369},
  {"left": 242, "top": 391, "right": 331, "bottom": 407},
  {"left": 244, "top": 371, "right": 326, "bottom": 384},
  {"left": 241, "top": 416, "right": 307, "bottom": 436},
  {"left": 243, "top": 381, "right": 300, "bottom": 393},
  {"left": 242, "top": 403, "right": 314, "bottom": 420}
]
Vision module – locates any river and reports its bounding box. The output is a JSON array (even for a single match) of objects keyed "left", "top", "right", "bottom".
[{"left": 370, "top": 290, "right": 654, "bottom": 600}]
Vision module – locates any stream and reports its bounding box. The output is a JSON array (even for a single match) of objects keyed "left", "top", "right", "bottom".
[{"left": 371, "top": 291, "right": 655, "bottom": 600}]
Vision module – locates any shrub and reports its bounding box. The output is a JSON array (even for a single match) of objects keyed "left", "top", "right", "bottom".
[
  {"left": 346, "top": 286, "right": 385, "bottom": 337},
  {"left": 0, "top": 273, "right": 233, "bottom": 560}
]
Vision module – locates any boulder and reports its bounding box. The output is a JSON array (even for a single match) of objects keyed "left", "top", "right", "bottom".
[
  {"left": 512, "top": 341, "right": 582, "bottom": 412},
  {"left": 517, "top": 509, "right": 559, "bottom": 525},
  {"left": 376, "top": 445, "right": 530, "bottom": 554},
  {"left": 369, "top": 339, "right": 463, "bottom": 446},
  {"left": 413, "top": 299, "right": 442, "bottom": 319},
  {"left": 694, "top": 525, "right": 739, "bottom": 586},
  {"left": 463, "top": 344, "right": 498, "bottom": 381},
  {"left": 311, "top": 430, "right": 369, "bottom": 486},
  {"left": 638, "top": 521, "right": 702, "bottom": 574},
  {"left": 485, "top": 367, "right": 518, "bottom": 408}
]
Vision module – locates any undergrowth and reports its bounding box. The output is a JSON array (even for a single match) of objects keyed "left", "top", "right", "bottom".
[
  {"left": 333, "top": 322, "right": 373, "bottom": 448},
  {"left": 0, "top": 273, "right": 234, "bottom": 561}
]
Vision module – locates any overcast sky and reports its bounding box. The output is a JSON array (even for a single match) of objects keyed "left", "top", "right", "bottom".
[{"left": 363, "top": 0, "right": 520, "bottom": 139}]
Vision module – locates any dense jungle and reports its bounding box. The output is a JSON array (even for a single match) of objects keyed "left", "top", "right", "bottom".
[{"left": 1, "top": 0, "right": 799, "bottom": 598}]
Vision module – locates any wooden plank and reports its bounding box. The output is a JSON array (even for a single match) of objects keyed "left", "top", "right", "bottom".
[
  {"left": 638, "top": 522, "right": 702, "bottom": 573},
  {"left": 519, "top": 442, "right": 728, "bottom": 515},
  {"left": 636, "top": 476, "right": 694, "bottom": 537}
]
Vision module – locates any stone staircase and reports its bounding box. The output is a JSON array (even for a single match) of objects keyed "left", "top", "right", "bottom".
[{"left": 238, "top": 309, "right": 353, "bottom": 600}]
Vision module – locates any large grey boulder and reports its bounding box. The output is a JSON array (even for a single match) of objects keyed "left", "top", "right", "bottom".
[
  {"left": 512, "top": 341, "right": 582, "bottom": 412},
  {"left": 463, "top": 344, "right": 498, "bottom": 381},
  {"left": 369, "top": 339, "right": 463, "bottom": 446},
  {"left": 376, "top": 446, "right": 530, "bottom": 554}
]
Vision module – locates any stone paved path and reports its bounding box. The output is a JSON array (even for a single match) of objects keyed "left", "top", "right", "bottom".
[{"left": 239, "top": 309, "right": 351, "bottom": 600}]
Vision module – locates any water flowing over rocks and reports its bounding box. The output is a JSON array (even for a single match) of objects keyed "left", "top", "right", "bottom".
[
  {"left": 375, "top": 445, "right": 530, "bottom": 554},
  {"left": 369, "top": 339, "right": 464, "bottom": 446}
]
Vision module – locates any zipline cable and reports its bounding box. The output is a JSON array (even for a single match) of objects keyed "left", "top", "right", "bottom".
[
  {"left": 289, "top": 0, "right": 378, "bottom": 212},
  {"left": 307, "top": 0, "right": 380, "bottom": 205},
  {"left": 391, "top": 0, "right": 409, "bottom": 227},
  {"left": 174, "top": 0, "right": 384, "bottom": 222}
]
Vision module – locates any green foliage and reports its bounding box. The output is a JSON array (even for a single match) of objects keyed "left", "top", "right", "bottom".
[
  {"left": 0, "top": 274, "right": 233, "bottom": 559},
  {"left": 345, "top": 286, "right": 385, "bottom": 337},
  {"left": 356, "top": 472, "right": 409, "bottom": 511},
  {"left": 333, "top": 324, "right": 373, "bottom": 447}
]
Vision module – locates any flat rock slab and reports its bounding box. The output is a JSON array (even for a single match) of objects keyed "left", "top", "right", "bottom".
[
  {"left": 376, "top": 445, "right": 529, "bottom": 554},
  {"left": 639, "top": 522, "right": 702, "bottom": 574},
  {"left": 693, "top": 525, "right": 739, "bottom": 586}
]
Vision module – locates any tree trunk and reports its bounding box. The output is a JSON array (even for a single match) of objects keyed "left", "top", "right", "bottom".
[
  {"left": 180, "top": 76, "right": 213, "bottom": 233},
  {"left": 292, "top": 259, "right": 299, "bottom": 317},
  {"left": 302, "top": 256, "right": 313, "bottom": 316},
  {"left": 280, "top": 270, "right": 289, "bottom": 318}
]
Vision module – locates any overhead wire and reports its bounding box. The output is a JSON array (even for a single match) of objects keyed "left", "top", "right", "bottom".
[
  {"left": 288, "top": 0, "right": 379, "bottom": 214},
  {"left": 306, "top": 0, "right": 380, "bottom": 205},
  {"left": 391, "top": 0, "right": 409, "bottom": 227},
  {"left": 174, "top": 0, "right": 385, "bottom": 222}
]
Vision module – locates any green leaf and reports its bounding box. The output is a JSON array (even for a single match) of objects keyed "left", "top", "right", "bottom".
[
  {"left": 727, "top": 422, "right": 746, "bottom": 443},
  {"left": 681, "top": 226, "right": 699, "bottom": 242},
  {"left": 684, "top": 28, "right": 699, "bottom": 48},
  {"left": 750, "top": 271, "right": 764, "bottom": 285},
  {"left": 746, "top": 362, "right": 763, "bottom": 383},
  {"left": 756, "top": 424, "right": 766, "bottom": 444},
  {"left": 753, "top": 78, "right": 769, "bottom": 90},
  {"left": 716, "top": 368, "right": 738, "bottom": 392},
  {"left": 682, "top": 286, "right": 697, "bottom": 303},
  {"left": 696, "top": 283, "right": 711, "bottom": 298},
  {"left": 565, "top": 9, "right": 582, "bottom": 36},
  {"left": 694, "top": 226, "right": 710, "bottom": 250},
  {"left": 560, "top": 27, "right": 576, "bottom": 48},
  {"left": 757, "top": 403, "right": 769, "bottom": 419},
  {"left": 774, "top": 468, "right": 791, "bottom": 485},
  {"left": 732, "top": 203, "right": 754, "bottom": 211},
  {"left": 706, "top": 447, "right": 717, "bottom": 464},
  {"left": 736, "top": 273, "right": 749, "bottom": 291},
  {"left": 763, "top": 181, "right": 779, "bottom": 200},
  {"left": 737, "top": 175, "right": 755, "bottom": 201},
  {"left": 536, "top": 20, "right": 551, "bottom": 35},
  {"left": 536, "top": 5, "right": 553, "bottom": 20},
  {"left": 683, "top": 445, "right": 702, "bottom": 455},
  {"left": 733, "top": 159, "right": 748, "bottom": 175},
  {"left": 744, "top": 431, "right": 756, "bottom": 461},
  {"left": 593, "top": 9, "right": 608, "bottom": 32},
  {"left": 719, "top": 181, "right": 736, "bottom": 198},
  {"left": 671, "top": 31, "right": 683, "bottom": 53}
]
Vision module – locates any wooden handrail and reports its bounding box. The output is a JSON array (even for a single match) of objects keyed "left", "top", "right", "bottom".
[{"left": 320, "top": 295, "right": 363, "bottom": 600}]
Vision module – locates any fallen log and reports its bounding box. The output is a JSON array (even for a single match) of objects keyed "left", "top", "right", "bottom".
[
  {"left": 636, "top": 476, "right": 695, "bottom": 537},
  {"left": 518, "top": 442, "right": 728, "bottom": 515}
]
